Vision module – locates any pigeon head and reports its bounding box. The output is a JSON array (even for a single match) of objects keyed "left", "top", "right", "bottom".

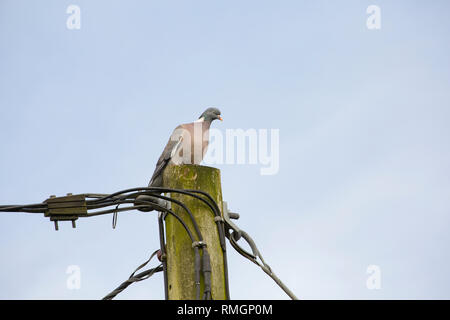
[{"left": 199, "top": 107, "right": 222, "bottom": 122}]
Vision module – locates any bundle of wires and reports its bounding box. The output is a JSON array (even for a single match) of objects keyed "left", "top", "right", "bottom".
[{"left": 0, "top": 187, "right": 297, "bottom": 300}]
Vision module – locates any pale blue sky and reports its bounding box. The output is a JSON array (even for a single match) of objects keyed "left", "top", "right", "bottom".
[{"left": 1, "top": 0, "right": 450, "bottom": 299}]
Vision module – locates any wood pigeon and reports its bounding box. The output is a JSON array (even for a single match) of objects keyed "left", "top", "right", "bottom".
[{"left": 135, "top": 107, "right": 222, "bottom": 211}]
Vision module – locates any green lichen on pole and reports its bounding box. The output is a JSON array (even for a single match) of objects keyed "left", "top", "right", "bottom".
[{"left": 163, "top": 164, "right": 227, "bottom": 300}]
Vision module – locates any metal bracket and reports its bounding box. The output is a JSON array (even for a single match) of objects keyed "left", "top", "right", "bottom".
[
  {"left": 44, "top": 194, "right": 87, "bottom": 230},
  {"left": 192, "top": 241, "right": 207, "bottom": 248},
  {"left": 222, "top": 201, "right": 242, "bottom": 242}
]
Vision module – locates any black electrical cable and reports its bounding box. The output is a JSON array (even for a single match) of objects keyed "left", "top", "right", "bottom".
[
  {"left": 138, "top": 198, "right": 204, "bottom": 300},
  {"left": 46, "top": 188, "right": 218, "bottom": 300},
  {"left": 90, "top": 193, "right": 205, "bottom": 300},
  {"left": 92, "top": 188, "right": 226, "bottom": 300},
  {"left": 102, "top": 250, "right": 163, "bottom": 300},
  {"left": 137, "top": 190, "right": 226, "bottom": 300},
  {"left": 93, "top": 194, "right": 206, "bottom": 300},
  {"left": 111, "top": 188, "right": 229, "bottom": 300},
  {"left": 148, "top": 193, "right": 208, "bottom": 300},
  {"left": 0, "top": 204, "right": 47, "bottom": 213},
  {"left": 158, "top": 212, "right": 169, "bottom": 300}
]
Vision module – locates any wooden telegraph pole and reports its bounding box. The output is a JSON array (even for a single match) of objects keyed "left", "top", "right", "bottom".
[{"left": 162, "top": 164, "right": 228, "bottom": 300}]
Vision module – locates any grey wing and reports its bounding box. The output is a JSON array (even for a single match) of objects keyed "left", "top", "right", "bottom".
[{"left": 148, "top": 129, "right": 183, "bottom": 187}]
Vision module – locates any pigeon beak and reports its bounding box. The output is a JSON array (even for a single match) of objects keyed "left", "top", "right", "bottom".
[{"left": 218, "top": 116, "right": 223, "bottom": 121}]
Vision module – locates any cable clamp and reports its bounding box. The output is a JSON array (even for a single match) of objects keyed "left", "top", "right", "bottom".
[
  {"left": 192, "top": 241, "right": 207, "bottom": 248},
  {"left": 44, "top": 194, "right": 87, "bottom": 230}
]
